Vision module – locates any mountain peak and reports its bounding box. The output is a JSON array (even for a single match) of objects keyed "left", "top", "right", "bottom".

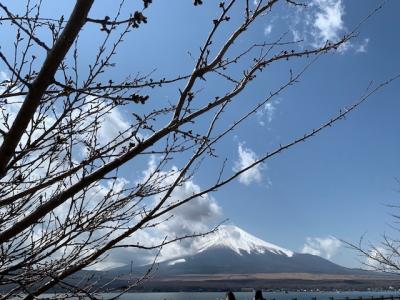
[{"left": 194, "top": 225, "right": 293, "bottom": 257}]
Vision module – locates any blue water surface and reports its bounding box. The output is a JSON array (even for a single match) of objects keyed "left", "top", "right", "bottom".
[{"left": 73, "top": 291, "right": 400, "bottom": 300}]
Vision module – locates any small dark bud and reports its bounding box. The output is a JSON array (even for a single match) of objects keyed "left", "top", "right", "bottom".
[{"left": 143, "top": 0, "right": 152, "bottom": 8}]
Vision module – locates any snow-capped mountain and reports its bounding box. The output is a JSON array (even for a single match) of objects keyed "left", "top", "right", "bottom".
[
  {"left": 194, "top": 225, "right": 293, "bottom": 257},
  {"left": 110, "top": 225, "right": 369, "bottom": 277}
]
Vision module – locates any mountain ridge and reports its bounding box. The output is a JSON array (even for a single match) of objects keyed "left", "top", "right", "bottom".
[{"left": 81, "top": 225, "right": 400, "bottom": 292}]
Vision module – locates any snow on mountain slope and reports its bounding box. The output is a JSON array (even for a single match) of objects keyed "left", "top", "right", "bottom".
[
  {"left": 167, "top": 258, "right": 186, "bottom": 266},
  {"left": 194, "top": 225, "right": 293, "bottom": 257}
]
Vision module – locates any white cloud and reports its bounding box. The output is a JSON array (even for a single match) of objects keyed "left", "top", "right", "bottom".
[
  {"left": 146, "top": 156, "right": 222, "bottom": 252},
  {"left": 0, "top": 75, "right": 165, "bottom": 270},
  {"left": 301, "top": 236, "right": 341, "bottom": 260},
  {"left": 0, "top": 71, "right": 24, "bottom": 142},
  {"left": 2, "top": 71, "right": 219, "bottom": 272},
  {"left": 90, "top": 156, "right": 223, "bottom": 270},
  {"left": 302, "top": 244, "right": 321, "bottom": 256},
  {"left": 287, "top": 0, "right": 369, "bottom": 53},
  {"left": 264, "top": 24, "right": 273, "bottom": 36},
  {"left": 233, "top": 143, "right": 263, "bottom": 185},
  {"left": 156, "top": 179, "right": 222, "bottom": 242},
  {"left": 98, "top": 106, "right": 130, "bottom": 142},
  {"left": 89, "top": 229, "right": 158, "bottom": 270},
  {"left": 312, "top": 0, "right": 345, "bottom": 46}
]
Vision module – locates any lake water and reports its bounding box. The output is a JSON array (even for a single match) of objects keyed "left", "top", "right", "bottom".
[{"left": 88, "top": 291, "right": 400, "bottom": 300}]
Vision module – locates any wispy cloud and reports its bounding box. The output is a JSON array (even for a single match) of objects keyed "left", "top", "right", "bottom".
[
  {"left": 256, "top": 100, "right": 279, "bottom": 127},
  {"left": 264, "top": 24, "right": 273, "bottom": 36},
  {"left": 301, "top": 236, "right": 341, "bottom": 260},
  {"left": 355, "top": 38, "right": 370, "bottom": 53},
  {"left": 233, "top": 143, "right": 263, "bottom": 185}
]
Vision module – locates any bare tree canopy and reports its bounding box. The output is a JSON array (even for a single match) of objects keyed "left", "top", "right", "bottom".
[{"left": 0, "top": 0, "right": 397, "bottom": 298}]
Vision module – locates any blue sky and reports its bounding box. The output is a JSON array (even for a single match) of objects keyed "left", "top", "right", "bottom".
[
  {"left": 2, "top": 0, "right": 400, "bottom": 269},
  {"left": 116, "top": 0, "right": 400, "bottom": 268}
]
